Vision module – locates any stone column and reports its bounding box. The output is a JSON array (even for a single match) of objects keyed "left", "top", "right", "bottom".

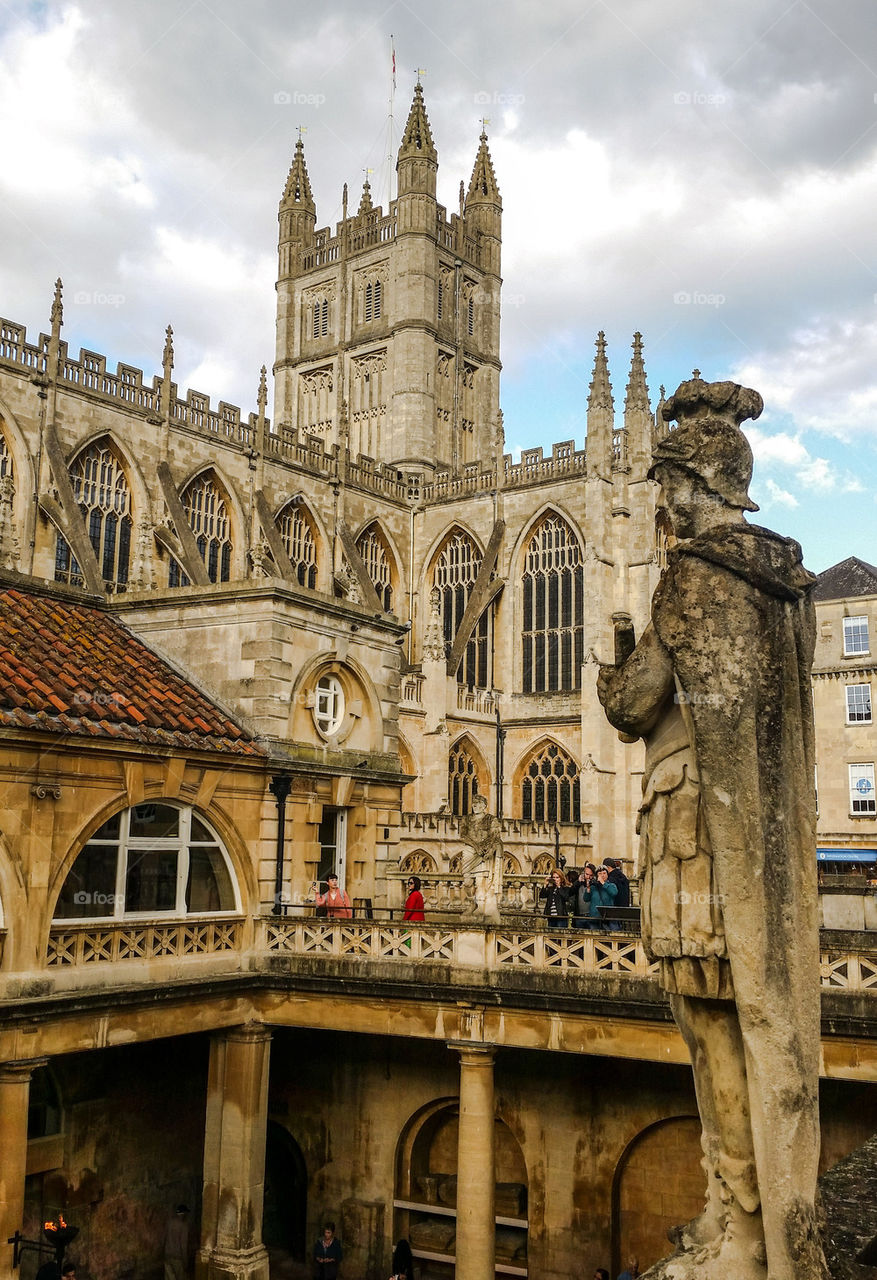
[
  {"left": 197, "top": 1024, "right": 272, "bottom": 1280},
  {"left": 452, "top": 1043, "right": 496, "bottom": 1280},
  {"left": 0, "top": 1058, "right": 46, "bottom": 1275}
]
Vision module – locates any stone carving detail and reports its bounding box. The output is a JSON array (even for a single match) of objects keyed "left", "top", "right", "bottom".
[
  {"left": 422, "top": 586, "right": 446, "bottom": 663},
  {"left": 0, "top": 473, "right": 20, "bottom": 569},
  {"left": 249, "top": 539, "right": 272, "bottom": 577},
  {"left": 596, "top": 374, "right": 826, "bottom": 1279},
  {"left": 459, "top": 794, "right": 503, "bottom": 923}
]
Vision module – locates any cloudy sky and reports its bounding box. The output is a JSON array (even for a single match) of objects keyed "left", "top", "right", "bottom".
[{"left": 1, "top": 0, "right": 875, "bottom": 571}]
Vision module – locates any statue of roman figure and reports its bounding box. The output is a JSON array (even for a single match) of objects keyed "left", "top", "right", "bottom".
[
  {"left": 459, "top": 793, "right": 504, "bottom": 922},
  {"left": 596, "top": 375, "right": 827, "bottom": 1279}
]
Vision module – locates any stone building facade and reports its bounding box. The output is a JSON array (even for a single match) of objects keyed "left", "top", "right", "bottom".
[{"left": 0, "top": 84, "right": 874, "bottom": 1280}]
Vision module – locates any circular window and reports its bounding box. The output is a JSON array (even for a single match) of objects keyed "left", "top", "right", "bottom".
[{"left": 314, "top": 675, "right": 345, "bottom": 736}]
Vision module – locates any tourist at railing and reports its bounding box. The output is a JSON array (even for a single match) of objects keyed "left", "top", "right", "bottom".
[
  {"left": 313, "top": 872, "right": 352, "bottom": 919},
  {"left": 540, "top": 868, "right": 572, "bottom": 930},
  {"left": 403, "top": 876, "right": 425, "bottom": 922},
  {"left": 574, "top": 864, "right": 598, "bottom": 928},
  {"left": 605, "top": 859, "right": 631, "bottom": 909},
  {"left": 592, "top": 866, "right": 619, "bottom": 927}
]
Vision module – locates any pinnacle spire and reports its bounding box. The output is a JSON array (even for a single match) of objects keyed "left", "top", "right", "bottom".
[
  {"left": 624, "top": 332, "right": 650, "bottom": 417},
  {"left": 257, "top": 365, "right": 268, "bottom": 416},
  {"left": 465, "top": 129, "right": 501, "bottom": 206},
  {"left": 50, "top": 278, "right": 63, "bottom": 332},
  {"left": 162, "top": 324, "right": 174, "bottom": 376},
  {"left": 588, "top": 330, "right": 613, "bottom": 414},
  {"left": 282, "top": 135, "right": 315, "bottom": 210},
  {"left": 397, "top": 81, "right": 437, "bottom": 165},
  {"left": 358, "top": 176, "right": 373, "bottom": 215}
]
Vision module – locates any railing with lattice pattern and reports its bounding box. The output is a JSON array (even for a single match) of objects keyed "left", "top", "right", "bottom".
[{"left": 46, "top": 919, "right": 243, "bottom": 966}]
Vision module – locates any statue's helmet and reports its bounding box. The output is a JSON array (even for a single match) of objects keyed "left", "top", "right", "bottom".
[{"left": 648, "top": 374, "right": 762, "bottom": 513}]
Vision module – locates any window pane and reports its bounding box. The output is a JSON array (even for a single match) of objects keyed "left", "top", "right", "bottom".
[
  {"left": 54, "top": 843, "right": 118, "bottom": 918},
  {"left": 129, "top": 803, "right": 179, "bottom": 838},
  {"left": 186, "top": 846, "right": 235, "bottom": 912},
  {"left": 190, "top": 815, "right": 215, "bottom": 842},
  {"left": 125, "top": 849, "right": 178, "bottom": 912},
  {"left": 844, "top": 616, "right": 869, "bottom": 655},
  {"left": 91, "top": 813, "right": 121, "bottom": 840}
]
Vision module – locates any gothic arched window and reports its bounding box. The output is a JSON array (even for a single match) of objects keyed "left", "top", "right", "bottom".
[
  {"left": 449, "top": 741, "right": 480, "bottom": 816},
  {"left": 169, "top": 473, "right": 232, "bottom": 586},
  {"left": 356, "top": 524, "right": 393, "bottom": 611},
  {"left": 521, "top": 514, "right": 583, "bottom": 693},
  {"left": 55, "top": 441, "right": 132, "bottom": 592},
  {"left": 521, "top": 742, "right": 580, "bottom": 824},
  {"left": 433, "top": 530, "right": 490, "bottom": 689},
  {"left": 277, "top": 501, "right": 318, "bottom": 589}
]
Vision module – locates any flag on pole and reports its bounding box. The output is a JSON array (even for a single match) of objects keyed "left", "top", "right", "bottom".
[{"left": 391, "top": 36, "right": 396, "bottom": 90}]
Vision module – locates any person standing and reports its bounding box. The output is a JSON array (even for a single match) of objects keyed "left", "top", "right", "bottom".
[
  {"left": 591, "top": 865, "right": 618, "bottom": 928},
  {"left": 314, "top": 873, "right": 352, "bottom": 919},
  {"left": 606, "top": 859, "right": 630, "bottom": 907},
  {"left": 389, "top": 1237, "right": 414, "bottom": 1279},
  {"left": 163, "top": 1204, "right": 190, "bottom": 1280},
  {"left": 313, "top": 1221, "right": 342, "bottom": 1280},
  {"left": 402, "top": 876, "right": 425, "bottom": 921},
  {"left": 617, "top": 1259, "right": 640, "bottom": 1280},
  {"left": 539, "top": 868, "right": 570, "bottom": 930}
]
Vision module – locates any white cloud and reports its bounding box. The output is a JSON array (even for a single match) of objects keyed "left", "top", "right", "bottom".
[{"left": 763, "top": 479, "right": 798, "bottom": 508}]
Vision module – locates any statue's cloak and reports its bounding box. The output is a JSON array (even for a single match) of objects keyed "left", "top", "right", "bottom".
[{"left": 652, "top": 521, "right": 821, "bottom": 1100}]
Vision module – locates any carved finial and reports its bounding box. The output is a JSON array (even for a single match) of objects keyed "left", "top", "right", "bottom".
[
  {"left": 466, "top": 127, "right": 501, "bottom": 205},
  {"left": 459, "top": 179, "right": 465, "bottom": 216},
  {"left": 422, "top": 585, "right": 446, "bottom": 663},
  {"left": 50, "top": 278, "right": 63, "bottom": 332},
  {"left": 257, "top": 365, "right": 268, "bottom": 415},
  {"left": 162, "top": 324, "right": 174, "bottom": 375},
  {"left": 358, "top": 171, "right": 374, "bottom": 215},
  {"left": 624, "top": 331, "right": 650, "bottom": 418},
  {"left": 692, "top": 369, "right": 701, "bottom": 379}
]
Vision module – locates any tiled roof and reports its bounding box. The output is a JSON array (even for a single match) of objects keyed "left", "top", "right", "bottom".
[
  {"left": 814, "top": 556, "right": 877, "bottom": 602},
  {"left": 0, "top": 585, "right": 263, "bottom": 755}
]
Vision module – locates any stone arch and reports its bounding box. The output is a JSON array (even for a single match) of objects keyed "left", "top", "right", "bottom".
[
  {"left": 511, "top": 507, "right": 585, "bottom": 695},
  {"left": 55, "top": 433, "right": 140, "bottom": 592},
  {"left": 273, "top": 494, "right": 322, "bottom": 589},
  {"left": 448, "top": 732, "right": 491, "bottom": 815},
  {"left": 289, "top": 650, "right": 384, "bottom": 753},
  {"left": 393, "top": 1098, "right": 529, "bottom": 1268},
  {"left": 47, "top": 793, "right": 257, "bottom": 930},
  {"left": 400, "top": 849, "right": 437, "bottom": 874},
  {"left": 353, "top": 518, "right": 398, "bottom": 612},
  {"left": 0, "top": 396, "right": 36, "bottom": 562},
  {"left": 513, "top": 736, "right": 581, "bottom": 823},
  {"left": 425, "top": 525, "right": 491, "bottom": 690},
  {"left": 173, "top": 465, "right": 246, "bottom": 583},
  {"left": 610, "top": 1115, "right": 702, "bottom": 1277}
]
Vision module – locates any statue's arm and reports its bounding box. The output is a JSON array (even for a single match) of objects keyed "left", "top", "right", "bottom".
[{"left": 596, "top": 622, "right": 675, "bottom": 738}]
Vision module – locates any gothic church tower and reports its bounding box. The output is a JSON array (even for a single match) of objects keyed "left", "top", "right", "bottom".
[{"left": 273, "top": 84, "right": 502, "bottom": 475}]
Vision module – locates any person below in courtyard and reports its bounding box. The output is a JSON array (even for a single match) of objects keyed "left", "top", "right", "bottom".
[
  {"left": 591, "top": 865, "right": 619, "bottom": 928},
  {"left": 314, "top": 872, "right": 352, "bottom": 919},
  {"left": 163, "top": 1203, "right": 190, "bottom": 1280},
  {"left": 540, "top": 867, "right": 571, "bottom": 929},
  {"left": 313, "top": 1221, "right": 342, "bottom": 1279},
  {"left": 617, "top": 1258, "right": 640, "bottom": 1280},
  {"left": 606, "top": 858, "right": 631, "bottom": 908},
  {"left": 595, "top": 1269, "right": 610, "bottom": 1280},
  {"left": 402, "top": 876, "right": 425, "bottom": 921}
]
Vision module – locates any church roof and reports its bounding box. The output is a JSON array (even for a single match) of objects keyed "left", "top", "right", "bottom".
[
  {"left": 813, "top": 556, "right": 877, "bottom": 602},
  {"left": 0, "top": 583, "right": 262, "bottom": 755}
]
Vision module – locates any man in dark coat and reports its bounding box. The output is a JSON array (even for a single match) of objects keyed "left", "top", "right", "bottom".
[{"left": 597, "top": 376, "right": 825, "bottom": 1280}]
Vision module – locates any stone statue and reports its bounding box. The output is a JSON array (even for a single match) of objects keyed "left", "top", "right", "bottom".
[
  {"left": 459, "top": 793, "right": 503, "bottom": 922},
  {"left": 596, "top": 375, "right": 826, "bottom": 1279}
]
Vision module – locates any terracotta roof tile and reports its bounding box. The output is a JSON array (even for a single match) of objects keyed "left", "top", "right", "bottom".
[{"left": 0, "top": 586, "right": 263, "bottom": 757}]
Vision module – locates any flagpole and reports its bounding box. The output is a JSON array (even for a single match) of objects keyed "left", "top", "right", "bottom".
[{"left": 385, "top": 34, "right": 396, "bottom": 207}]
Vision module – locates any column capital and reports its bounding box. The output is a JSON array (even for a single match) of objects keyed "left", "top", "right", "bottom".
[
  {"left": 223, "top": 1023, "right": 272, "bottom": 1046},
  {"left": 0, "top": 1057, "right": 49, "bottom": 1083},
  {"left": 447, "top": 1041, "right": 497, "bottom": 1064}
]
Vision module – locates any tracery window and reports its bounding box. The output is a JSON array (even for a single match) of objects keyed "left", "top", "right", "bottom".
[
  {"left": 356, "top": 524, "right": 393, "bottom": 611},
  {"left": 169, "top": 473, "right": 232, "bottom": 586},
  {"left": 55, "top": 441, "right": 132, "bottom": 592},
  {"left": 53, "top": 803, "right": 238, "bottom": 920},
  {"left": 433, "top": 530, "right": 490, "bottom": 689},
  {"left": 521, "top": 742, "right": 581, "bottom": 824},
  {"left": 364, "top": 279, "right": 383, "bottom": 322},
  {"left": 521, "top": 514, "right": 583, "bottom": 693},
  {"left": 449, "top": 741, "right": 480, "bottom": 815},
  {"left": 277, "top": 502, "right": 317, "bottom": 589}
]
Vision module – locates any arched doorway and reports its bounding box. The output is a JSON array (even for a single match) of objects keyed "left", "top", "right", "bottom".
[
  {"left": 611, "top": 1115, "right": 702, "bottom": 1276},
  {"left": 263, "top": 1121, "right": 308, "bottom": 1261}
]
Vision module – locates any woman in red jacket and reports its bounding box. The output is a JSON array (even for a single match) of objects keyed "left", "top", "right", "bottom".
[{"left": 402, "top": 875, "right": 425, "bottom": 921}]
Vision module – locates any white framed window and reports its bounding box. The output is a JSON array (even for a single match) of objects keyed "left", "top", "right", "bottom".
[
  {"left": 314, "top": 675, "right": 345, "bottom": 736},
  {"left": 843, "top": 615, "right": 870, "bottom": 656},
  {"left": 54, "top": 804, "right": 239, "bottom": 921},
  {"left": 849, "top": 764, "right": 876, "bottom": 816},
  {"left": 846, "top": 684, "right": 873, "bottom": 724}
]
